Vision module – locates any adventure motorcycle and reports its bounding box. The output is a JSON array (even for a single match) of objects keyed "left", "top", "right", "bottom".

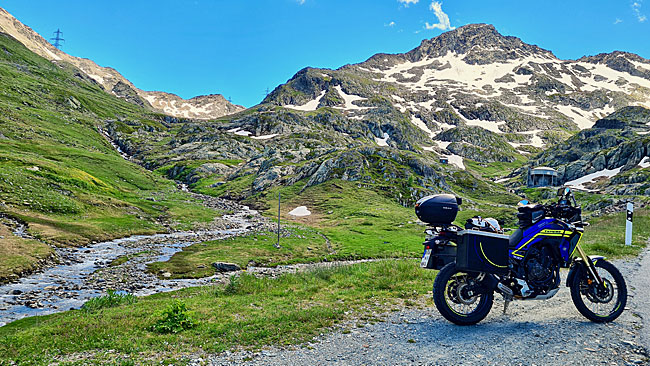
[{"left": 416, "top": 187, "right": 627, "bottom": 325}]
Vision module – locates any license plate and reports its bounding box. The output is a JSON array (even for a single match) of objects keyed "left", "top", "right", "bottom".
[{"left": 420, "top": 249, "right": 432, "bottom": 268}]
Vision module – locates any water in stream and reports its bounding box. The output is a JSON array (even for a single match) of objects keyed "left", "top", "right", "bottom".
[{"left": 0, "top": 211, "right": 253, "bottom": 327}]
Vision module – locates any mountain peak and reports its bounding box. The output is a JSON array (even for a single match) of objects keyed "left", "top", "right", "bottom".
[{"left": 408, "top": 23, "right": 555, "bottom": 64}]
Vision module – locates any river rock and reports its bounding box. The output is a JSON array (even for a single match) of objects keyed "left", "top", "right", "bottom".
[
  {"left": 212, "top": 262, "right": 241, "bottom": 272},
  {"left": 11, "top": 289, "right": 22, "bottom": 295}
]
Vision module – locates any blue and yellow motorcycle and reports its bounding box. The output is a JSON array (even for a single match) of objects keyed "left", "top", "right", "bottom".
[{"left": 416, "top": 187, "right": 627, "bottom": 325}]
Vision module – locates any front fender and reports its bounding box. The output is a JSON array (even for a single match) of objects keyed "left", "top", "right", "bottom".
[{"left": 566, "top": 255, "right": 605, "bottom": 287}]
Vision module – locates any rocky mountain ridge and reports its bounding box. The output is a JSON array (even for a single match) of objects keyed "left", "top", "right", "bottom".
[
  {"left": 104, "top": 24, "right": 650, "bottom": 207},
  {"left": 264, "top": 24, "right": 650, "bottom": 161},
  {"left": 0, "top": 7, "right": 244, "bottom": 119}
]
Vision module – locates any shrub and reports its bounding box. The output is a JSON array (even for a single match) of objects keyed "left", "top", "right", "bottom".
[
  {"left": 149, "top": 300, "right": 197, "bottom": 334},
  {"left": 82, "top": 290, "right": 136, "bottom": 312},
  {"left": 223, "top": 275, "right": 241, "bottom": 295}
]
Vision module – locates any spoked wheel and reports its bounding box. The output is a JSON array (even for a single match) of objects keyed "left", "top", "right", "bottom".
[
  {"left": 433, "top": 262, "right": 493, "bottom": 325},
  {"left": 569, "top": 259, "right": 627, "bottom": 322}
]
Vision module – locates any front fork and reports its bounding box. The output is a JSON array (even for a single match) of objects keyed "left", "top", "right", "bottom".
[{"left": 575, "top": 243, "right": 603, "bottom": 286}]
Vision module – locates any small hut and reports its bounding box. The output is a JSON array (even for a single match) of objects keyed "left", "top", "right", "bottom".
[{"left": 527, "top": 167, "right": 558, "bottom": 187}]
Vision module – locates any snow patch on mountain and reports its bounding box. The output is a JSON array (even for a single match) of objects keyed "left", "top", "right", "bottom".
[
  {"left": 285, "top": 91, "right": 326, "bottom": 111},
  {"left": 564, "top": 167, "right": 623, "bottom": 191},
  {"left": 375, "top": 132, "right": 390, "bottom": 146},
  {"left": 334, "top": 86, "right": 370, "bottom": 110}
]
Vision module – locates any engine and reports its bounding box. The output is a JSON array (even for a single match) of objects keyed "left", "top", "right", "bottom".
[{"left": 522, "top": 246, "right": 559, "bottom": 294}]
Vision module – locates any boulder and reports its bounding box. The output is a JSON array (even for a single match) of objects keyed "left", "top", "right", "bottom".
[{"left": 212, "top": 262, "right": 241, "bottom": 272}]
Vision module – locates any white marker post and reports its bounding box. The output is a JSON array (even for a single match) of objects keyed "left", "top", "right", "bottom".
[{"left": 625, "top": 202, "right": 633, "bottom": 246}]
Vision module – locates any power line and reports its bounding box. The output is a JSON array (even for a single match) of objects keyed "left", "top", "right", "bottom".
[{"left": 50, "top": 29, "right": 65, "bottom": 49}]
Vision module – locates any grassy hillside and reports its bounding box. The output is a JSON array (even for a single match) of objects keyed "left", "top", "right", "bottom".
[{"left": 0, "top": 32, "right": 219, "bottom": 280}]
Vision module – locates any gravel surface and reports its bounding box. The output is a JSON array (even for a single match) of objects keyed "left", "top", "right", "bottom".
[{"left": 202, "top": 251, "right": 650, "bottom": 366}]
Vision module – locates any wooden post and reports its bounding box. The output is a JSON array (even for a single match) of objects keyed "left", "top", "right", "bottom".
[{"left": 275, "top": 192, "right": 281, "bottom": 249}]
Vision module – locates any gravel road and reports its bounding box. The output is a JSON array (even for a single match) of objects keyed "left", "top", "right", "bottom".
[{"left": 202, "top": 251, "right": 650, "bottom": 366}]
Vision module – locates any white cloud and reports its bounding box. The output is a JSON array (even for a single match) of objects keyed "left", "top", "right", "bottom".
[
  {"left": 386, "top": 21, "right": 396, "bottom": 27},
  {"left": 633, "top": 1, "right": 647, "bottom": 22},
  {"left": 614, "top": 18, "right": 623, "bottom": 24},
  {"left": 399, "top": 0, "right": 419, "bottom": 6},
  {"left": 425, "top": 1, "right": 455, "bottom": 31},
  {"left": 297, "top": 0, "right": 305, "bottom": 4}
]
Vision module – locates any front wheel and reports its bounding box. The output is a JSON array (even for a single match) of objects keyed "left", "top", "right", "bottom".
[
  {"left": 569, "top": 259, "right": 627, "bottom": 322},
  {"left": 433, "top": 262, "right": 493, "bottom": 325}
]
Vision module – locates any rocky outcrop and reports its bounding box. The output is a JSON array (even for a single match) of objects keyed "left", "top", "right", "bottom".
[
  {"left": 530, "top": 106, "right": 650, "bottom": 194},
  {"left": 579, "top": 52, "right": 650, "bottom": 81},
  {"left": 111, "top": 81, "right": 148, "bottom": 107},
  {"left": 406, "top": 24, "right": 554, "bottom": 64}
]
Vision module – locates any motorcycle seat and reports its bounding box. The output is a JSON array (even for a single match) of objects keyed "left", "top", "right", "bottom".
[{"left": 509, "top": 228, "right": 523, "bottom": 249}]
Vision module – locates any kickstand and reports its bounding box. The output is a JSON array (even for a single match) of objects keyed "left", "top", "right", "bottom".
[{"left": 503, "top": 298, "right": 512, "bottom": 315}]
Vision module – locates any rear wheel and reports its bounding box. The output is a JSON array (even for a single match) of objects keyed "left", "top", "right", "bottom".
[
  {"left": 433, "top": 262, "right": 493, "bottom": 325},
  {"left": 569, "top": 259, "right": 627, "bottom": 322}
]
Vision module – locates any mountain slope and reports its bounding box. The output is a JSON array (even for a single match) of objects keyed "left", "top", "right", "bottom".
[
  {"left": 530, "top": 106, "right": 650, "bottom": 195},
  {"left": 0, "top": 31, "right": 220, "bottom": 281},
  {"left": 0, "top": 7, "right": 244, "bottom": 119}
]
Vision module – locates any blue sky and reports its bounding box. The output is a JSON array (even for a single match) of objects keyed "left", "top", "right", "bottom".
[{"left": 2, "top": 0, "right": 649, "bottom": 107}]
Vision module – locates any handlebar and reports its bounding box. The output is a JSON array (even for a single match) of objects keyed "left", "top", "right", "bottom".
[{"left": 540, "top": 201, "right": 583, "bottom": 226}]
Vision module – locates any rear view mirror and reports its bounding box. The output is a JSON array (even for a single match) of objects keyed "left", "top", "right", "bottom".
[{"left": 557, "top": 187, "right": 565, "bottom": 197}]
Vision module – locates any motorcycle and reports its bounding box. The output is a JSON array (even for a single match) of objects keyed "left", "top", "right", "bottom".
[{"left": 416, "top": 187, "right": 627, "bottom": 325}]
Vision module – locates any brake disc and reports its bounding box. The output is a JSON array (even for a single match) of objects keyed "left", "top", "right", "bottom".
[{"left": 456, "top": 282, "right": 479, "bottom": 305}]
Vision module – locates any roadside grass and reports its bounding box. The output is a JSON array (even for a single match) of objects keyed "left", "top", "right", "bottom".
[
  {"left": 581, "top": 209, "right": 649, "bottom": 257},
  {"left": 0, "top": 260, "right": 436, "bottom": 365}
]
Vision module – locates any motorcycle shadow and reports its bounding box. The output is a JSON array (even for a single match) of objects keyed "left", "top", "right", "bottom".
[{"left": 411, "top": 310, "right": 607, "bottom": 345}]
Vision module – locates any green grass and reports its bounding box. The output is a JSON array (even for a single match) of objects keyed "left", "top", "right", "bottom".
[
  {"left": 582, "top": 209, "right": 649, "bottom": 257},
  {"left": 0, "top": 222, "right": 53, "bottom": 283},
  {"left": 109, "top": 251, "right": 153, "bottom": 267},
  {"left": 0, "top": 260, "right": 436, "bottom": 365},
  {"left": 82, "top": 290, "right": 137, "bottom": 313},
  {"left": 0, "top": 31, "right": 221, "bottom": 279},
  {"left": 465, "top": 156, "right": 528, "bottom": 180},
  {"left": 147, "top": 180, "right": 427, "bottom": 279},
  {"left": 147, "top": 225, "right": 332, "bottom": 279},
  {"left": 265, "top": 180, "right": 426, "bottom": 260}
]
